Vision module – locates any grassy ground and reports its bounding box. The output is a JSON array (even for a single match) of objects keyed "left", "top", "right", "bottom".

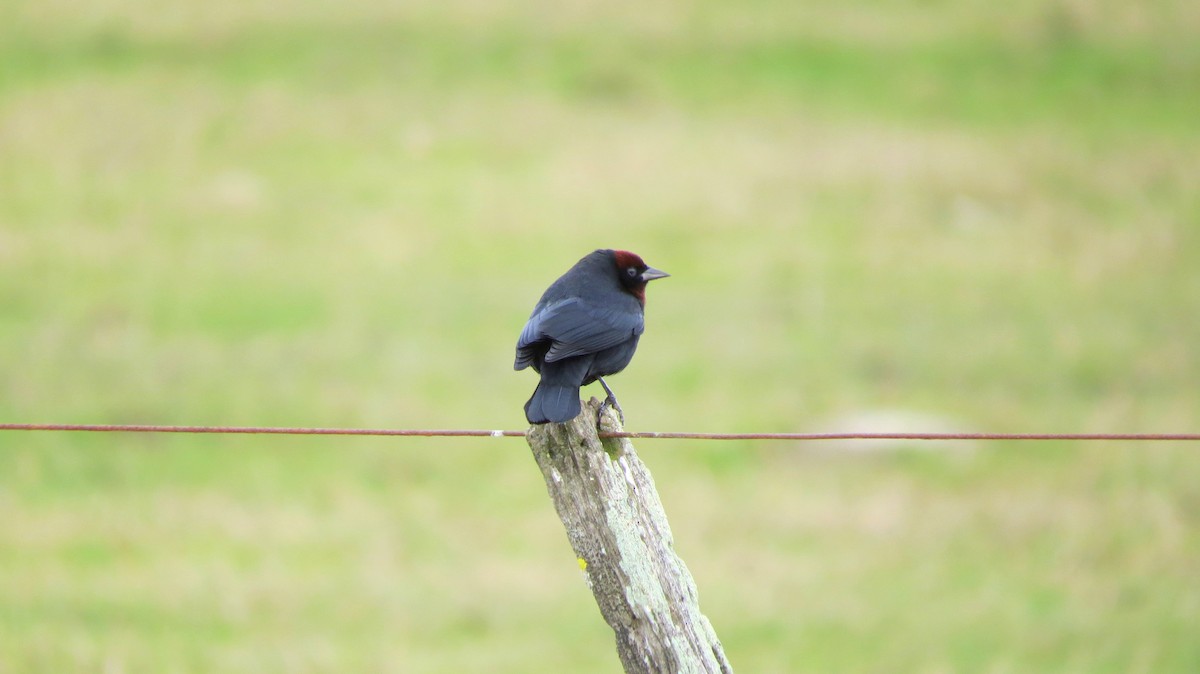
[{"left": 2, "top": 1, "right": 1198, "bottom": 672}]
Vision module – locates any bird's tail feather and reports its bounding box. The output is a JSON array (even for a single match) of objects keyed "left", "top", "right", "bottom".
[{"left": 524, "top": 382, "right": 582, "bottom": 424}]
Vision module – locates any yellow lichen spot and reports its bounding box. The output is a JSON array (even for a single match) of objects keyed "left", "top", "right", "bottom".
[{"left": 577, "top": 557, "right": 588, "bottom": 571}]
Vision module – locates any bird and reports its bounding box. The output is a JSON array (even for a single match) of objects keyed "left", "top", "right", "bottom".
[{"left": 515, "top": 249, "right": 669, "bottom": 425}]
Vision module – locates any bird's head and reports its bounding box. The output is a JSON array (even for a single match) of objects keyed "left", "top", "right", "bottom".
[{"left": 612, "top": 250, "right": 669, "bottom": 303}]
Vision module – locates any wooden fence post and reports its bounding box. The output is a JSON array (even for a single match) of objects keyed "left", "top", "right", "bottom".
[{"left": 526, "top": 398, "right": 734, "bottom": 674}]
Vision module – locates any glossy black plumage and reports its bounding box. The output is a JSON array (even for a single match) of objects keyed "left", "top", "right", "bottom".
[{"left": 515, "top": 249, "right": 668, "bottom": 424}]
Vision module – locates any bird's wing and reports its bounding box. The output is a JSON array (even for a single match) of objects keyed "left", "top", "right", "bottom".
[
  {"left": 514, "top": 305, "right": 549, "bottom": 370},
  {"left": 518, "top": 297, "right": 644, "bottom": 364}
]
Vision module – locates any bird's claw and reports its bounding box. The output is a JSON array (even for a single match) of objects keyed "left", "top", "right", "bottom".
[
  {"left": 599, "top": 394, "right": 625, "bottom": 426},
  {"left": 596, "top": 376, "right": 625, "bottom": 426}
]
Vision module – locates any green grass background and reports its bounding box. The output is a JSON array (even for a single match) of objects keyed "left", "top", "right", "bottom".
[{"left": 2, "top": 0, "right": 1198, "bottom": 671}]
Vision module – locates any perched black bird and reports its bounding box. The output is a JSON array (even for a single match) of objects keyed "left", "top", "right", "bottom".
[{"left": 516, "top": 249, "right": 669, "bottom": 424}]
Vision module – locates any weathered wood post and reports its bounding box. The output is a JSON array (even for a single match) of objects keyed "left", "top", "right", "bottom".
[{"left": 526, "top": 398, "right": 733, "bottom": 674}]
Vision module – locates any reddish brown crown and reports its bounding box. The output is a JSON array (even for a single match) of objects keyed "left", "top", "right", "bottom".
[{"left": 612, "top": 249, "right": 646, "bottom": 269}]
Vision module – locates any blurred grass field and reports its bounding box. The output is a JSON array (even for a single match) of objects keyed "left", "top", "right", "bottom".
[{"left": 2, "top": 0, "right": 1199, "bottom": 672}]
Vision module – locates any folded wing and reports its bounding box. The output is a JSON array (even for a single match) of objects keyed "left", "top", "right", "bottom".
[{"left": 515, "top": 297, "right": 644, "bottom": 369}]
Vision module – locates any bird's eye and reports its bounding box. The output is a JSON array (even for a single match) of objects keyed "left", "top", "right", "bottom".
[{"left": 626, "top": 268, "right": 638, "bottom": 277}]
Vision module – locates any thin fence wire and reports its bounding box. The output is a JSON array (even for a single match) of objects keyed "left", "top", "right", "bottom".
[{"left": 1, "top": 423, "right": 1198, "bottom": 442}]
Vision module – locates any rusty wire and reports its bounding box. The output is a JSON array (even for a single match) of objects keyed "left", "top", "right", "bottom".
[{"left": 0, "top": 423, "right": 1197, "bottom": 442}]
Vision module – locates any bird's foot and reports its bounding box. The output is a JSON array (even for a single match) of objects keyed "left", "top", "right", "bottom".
[
  {"left": 599, "top": 395, "right": 625, "bottom": 426},
  {"left": 596, "top": 377, "right": 625, "bottom": 426}
]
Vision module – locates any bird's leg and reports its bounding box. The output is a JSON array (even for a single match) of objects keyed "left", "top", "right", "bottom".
[{"left": 596, "top": 376, "right": 625, "bottom": 425}]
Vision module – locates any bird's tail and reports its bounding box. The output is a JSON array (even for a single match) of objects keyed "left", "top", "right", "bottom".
[
  {"left": 524, "top": 382, "right": 582, "bottom": 424},
  {"left": 524, "top": 357, "right": 591, "bottom": 424}
]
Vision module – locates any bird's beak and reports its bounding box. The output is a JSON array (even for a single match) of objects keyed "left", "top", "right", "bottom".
[{"left": 640, "top": 266, "right": 670, "bottom": 282}]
